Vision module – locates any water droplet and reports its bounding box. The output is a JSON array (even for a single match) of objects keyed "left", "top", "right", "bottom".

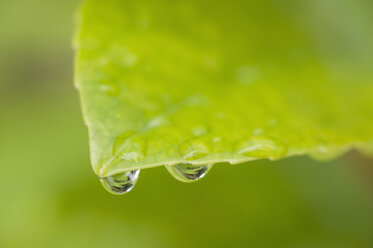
[
  {"left": 166, "top": 164, "right": 212, "bottom": 183},
  {"left": 120, "top": 152, "right": 143, "bottom": 162},
  {"left": 113, "top": 133, "right": 146, "bottom": 162},
  {"left": 237, "top": 137, "right": 287, "bottom": 160},
  {"left": 146, "top": 115, "right": 169, "bottom": 129},
  {"left": 179, "top": 140, "right": 210, "bottom": 160},
  {"left": 100, "top": 170, "right": 140, "bottom": 195}
]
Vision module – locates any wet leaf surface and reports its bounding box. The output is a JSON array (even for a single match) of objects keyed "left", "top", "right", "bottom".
[{"left": 75, "top": 0, "right": 373, "bottom": 177}]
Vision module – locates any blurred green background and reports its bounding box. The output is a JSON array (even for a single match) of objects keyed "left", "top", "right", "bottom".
[{"left": 1, "top": 1, "right": 373, "bottom": 247}]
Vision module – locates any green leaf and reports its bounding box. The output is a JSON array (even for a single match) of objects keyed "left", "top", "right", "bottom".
[{"left": 75, "top": 0, "right": 373, "bottom": 177}]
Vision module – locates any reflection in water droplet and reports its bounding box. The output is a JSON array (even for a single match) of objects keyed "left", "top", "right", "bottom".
[
  {"left": 166, "top": 163, "right": 212, "bottom": 183},
  {"left": 100, "top": 170, "right": 140, "bottom": 195}
]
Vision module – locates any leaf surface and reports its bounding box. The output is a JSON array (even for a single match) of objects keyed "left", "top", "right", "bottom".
[{"left": 75, "top": 0, "right": 373, "bottom": 177}]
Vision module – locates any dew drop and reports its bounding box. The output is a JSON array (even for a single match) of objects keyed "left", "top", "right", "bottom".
[
  {"left": 237, "top": 137, "right": 287, "bottom": 160},
  {"left": 166, "top": 163, "right": 212, "bottom": 183},
  {"left": 179, "top": 140, "right": 210, "bottom": 160},
  {"left": 113, "top": 133, "right": 146, "bottom": 163},
  {"left": 100, "top": 170, "right": 140, "bottom": 195}
]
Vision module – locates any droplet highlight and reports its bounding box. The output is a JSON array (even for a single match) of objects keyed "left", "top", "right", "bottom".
[
  {"left": 100, "top": 170, "right": 140, "bottom": 195},
  {"left": 166, "top": 163, "right": 212, "bottom": 183}
]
